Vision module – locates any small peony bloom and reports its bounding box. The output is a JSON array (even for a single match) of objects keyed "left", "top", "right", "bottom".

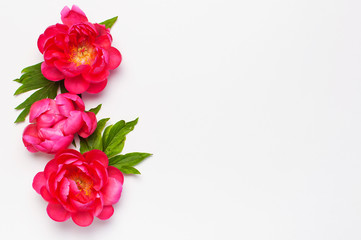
[
  {"left": 33, "top": 149, "right": 124, "bottom": 227},
  {"left": 38, "top": 5, "right": 122, "bottom": 94},
  {"left": 22, "top": 93, "right": 97, "bottom": 154}
]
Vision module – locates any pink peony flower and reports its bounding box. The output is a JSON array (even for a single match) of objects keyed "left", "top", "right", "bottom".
[
  {"left": 38, "top": 5, "right": 122, "bottom": 94},
  {"left": 22, "top": 93, "right": 97, "bottom": 154},
  {"left": 33, "top": 149, "right": 124, "bottom": 227}
]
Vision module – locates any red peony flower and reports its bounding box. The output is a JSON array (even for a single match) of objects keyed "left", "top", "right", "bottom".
[
  {"left": 33, "top": 149, "right": 124, "bottom": 227},
  {"left": 23, "top": 93, "right": 97, "bottom": 154},
  {"left": 38, "top": 5, "right": 122, "bottom": 94}
]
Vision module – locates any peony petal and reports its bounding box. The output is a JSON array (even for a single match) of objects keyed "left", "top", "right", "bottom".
[
  {"left": 88, "top": 162, "right": 108, "bottom": 191},
  {"left": 47, "top": 203, "right": 71, "bottom": 222},
  {"left": 44, "top": 24, "right": 68, "bottom": 37},
  {"left": 40, "top": 187, "right": 56, "bottom": 203},
  {"left": 33, "top": 172, "right": 46, "bottom": 194},
  {"left": 83, "top": 149, "right": 108, "bottom": 167},
  {"left": 54, "top": 61, "right": 91, "bottom": 78},
  {"left": 44, "top": 159, "right": 59, "bottom": 178},
  {"left": 36, "top": 113, "right": 64, "bottom": 129},
  {"left": 68, "top": 179, "right": 81, "bottom": 196},
  {"left": 82, "top": 68, "right": 109, "bottom": 83},
  {"left": 97, "top": 205, "right": 114, "bottom": 220},
  {"left": 93, "top": 24, "right": 112, "bottom": 49},
  {"left": 56, "top": 93, "right": 85, "bottom": 115},
  {"left": 29, "top": 99, "right": 51, "bottom": 123},
  {"left": 107, "top": 47, "right": 122, "bottom": 70},
  {"left": 69, "top": 199, "right": 94, "bottom": 212},
  {"left": 50, "top": 135, "right": 74, "bottom": 154},
  {"left": 62, "top": 111, "right": 84, "bottom": 135},
  {"left": 93, "top": 197, "right": 103, "bottom": 217},
  {"left": 26, "top": 144, "right": 39, "bottom": 153},
  {"left": 38, "top": 34, "right": 47, "bottom": 54},
  {"left": 64, "top": 75, "right": 90, "bottom": 94},
  {"left": 61, "top": 5, "right": 88, "bottom": 27},
  {"left": 86, "top": 79, "right": 108, "bottom": 94},
  {"left": 71, "top": 211, "right": 94, "bottom": 227},
  {"left": 101, "top": 176, "right": 123, "bottom": 205},
  {"left": 23, "top": 124, "right": 42, "bottom": 151},
  {"left": 37, "top": 135, "right": 73, "bottom": 154},
  {"left": 55, "top": 149, "right": 84, "bottom": 163},
  {"left": 44, "top": 49, "right": 66, "bottom": 63},
  {"left": 107, "top": 166, "right": 124, "bottom": 184},
  {"left": 41, "top": 62, "right": 64, "bottom": 81},
  {"left": 55, "top": 94, "right": 74, "bottom": 116},
  {"left": 78, "top": 112, "right": 97, "bottom": 138},
  {"left": 58, "top": 178, "right": 70, "bottom": 203},
  {"left": 38, "top": 128, "right": 64, "bottom": 140}
]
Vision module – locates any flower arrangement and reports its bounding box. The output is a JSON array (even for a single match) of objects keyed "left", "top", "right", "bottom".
[{"left": 14, "top": 5, "right": 151, "bottom": 227}]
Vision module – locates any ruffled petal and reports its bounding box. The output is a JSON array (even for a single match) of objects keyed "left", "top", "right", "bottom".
[
  {"left": 62, "top": 111, "right": 84, "bottom": 135},
  {"left": 50, "top": 135, "right": 74, "bottom": 153},
  {"left": 38, "top": 128, "right": 64, "bottom": 140},
  {"left": 23, "top": 124, "right": 41, "bottom": 152},
  {"left": 61, "top": 5, "right": 88, "bottom": 27},
  {"left": 78, "top": 112, "right": 97, "bottom": 138},
  {"left": 107, "top": 47, "right": 122, "bottom": 70},
  {"left": 64, "top": 75, "right": 90, "bottom": 94},
  {"left": 33, "top": 172, "right": 46, "bottom": 194},
  {"left": 29, "top": 99, "right": 51, "bottom": 123},
  {"left": 47, "top": 203, "right": 71, "bottom": 222},
  {"left": 87, "top": 162, "right": 108, "bottom": 191},
  {"left": 54, "top": 61, "right": 91, "bottom": 78},
  {"left": 40, "top": 187, "right": 56, "bottom": 202},
  {"left": 71, "top": 211, "right": 94, "bottom": 227},
  {"left": 107, "top": 166, "right": 124, "bottom": 184},
  {"left": 41, "top": 62, "right": 64, "bottom": 81},
  {"left": 56, "top": 93, "right": 85, "bottom": 115},
  {"left": 93, "top": 198, "right": 103, "bottom": 217},
  {"left": 37, "top": 113, "right": 65, "bottom": 129},
  {"left": 94, "top": 24, "right": 112, "bottom": 49},
  {"left": 58, "top": 178, "right": 70, "bottom": 203},
  {"left": 97, "top": 205, "right": 114, "bottom": 220},
  {"left": 38, "top": 34, "right": 47, "bottom": 53},
  {"left": 82, "top": 69, "right": 109, "bottom": 83},
  {"left": 83, "top": 149, "right": 108, "bottom": 167},
  {"left": 55, "top": 149, "right": 84, "bottom": 163},
  {"left": 44, "top": 159, "right": 59, "bottom": 178},
  {"left": 86, "top": 79, "right": 108, "bottom": 94},
  {"left": 101, "top": 175, "right": 123, "bottom": 205}
]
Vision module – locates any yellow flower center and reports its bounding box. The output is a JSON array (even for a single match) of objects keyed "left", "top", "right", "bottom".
[
  {"left": 69, "top": 44, "right": 95, "bottom": 66},
  {"left": 73, "top": 176, "right": 93, "bottom": 196}
]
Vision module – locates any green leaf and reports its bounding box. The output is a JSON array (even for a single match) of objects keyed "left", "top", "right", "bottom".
[
  {"left": 103, "top": 120, "right": 125, "bottom": 149},
  {"left": 14, "top": 62, "right": 64, "bottom": 122},
  {"left": 103, "top": 121, "right": 124, "bottom": 147},
  {"left": 117, "top": 166, "right": 141, "bottom": 175},
  {"left": 79, "top": 118, "right": 110, "bottom": 154},
  {"left": 109, "top": 152, "right": 152, "bottom": 167},
  {"left": 104, "top": 118, "right": 138, "bottom": 157},
  {"left": 14, "top": 106, "right": 31, "bottom": 123},
  {"left": 99, "top": 16, "right": 118, "bottom": 29},
  {"left": 102, "top": 124, "right": 113, "bottom": 148},
  {"left": 79, "top": 139, "right": 90, "bottom": 154},
  {"left": 21, "top": 62, "right": 42, "bottom": 73},
  {"left": 88, "top": 104, "right": 102, "bottom": 115}
]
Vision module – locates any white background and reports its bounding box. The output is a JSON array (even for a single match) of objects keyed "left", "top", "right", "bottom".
[{"left": 1, "top": 0, "right": 361, "bottom": 239}]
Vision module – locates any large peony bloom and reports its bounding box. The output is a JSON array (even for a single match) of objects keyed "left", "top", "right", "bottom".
[
  {"left": 33, "top": 149, "right": 124, "bottom": 227},
  {"left": 22, "top": 93, "right": 97, "bottom": 154},
  {"left": 38, "top": 5, "right": 122, "bottom": 94}
]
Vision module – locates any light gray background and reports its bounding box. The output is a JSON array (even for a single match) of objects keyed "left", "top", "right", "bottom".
[{"left": 1, "top": 0, "right": 361, "bottom": 239}]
